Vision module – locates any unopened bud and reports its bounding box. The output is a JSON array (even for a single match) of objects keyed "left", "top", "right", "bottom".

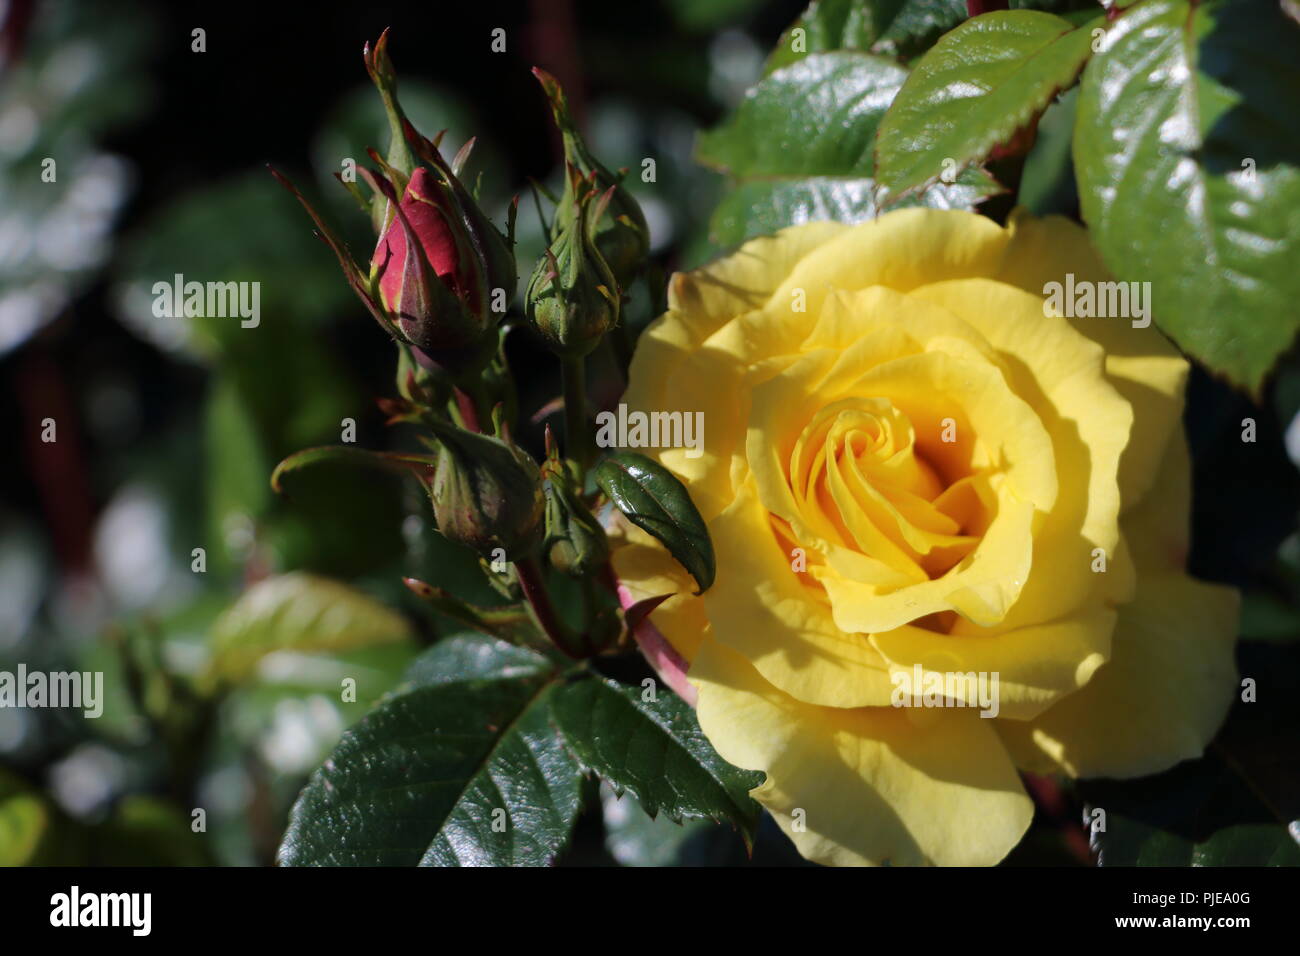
[
  {"left": 525, "top": 177, "right": 620, "bottom": 357},
  {"left": 542, "top": 464, "right": 609, "bottom": 578},
  {"left": 428, "top": 419, "right": 544, "bottom": 561},
  {"left": 533, "top": 68, "right": 650, "bottom": 291},
  {"left": 370, "top": 166, "right": 493, "bottom": 357},
  {"left": 401, "top": 122, "right": 518, "bottom": 307}
]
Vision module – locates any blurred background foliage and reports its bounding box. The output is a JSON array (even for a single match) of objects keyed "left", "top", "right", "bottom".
[{"left": 0, "top": 0, "right": 1297, "bottom": 866}]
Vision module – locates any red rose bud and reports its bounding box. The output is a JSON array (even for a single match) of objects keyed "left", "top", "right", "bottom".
[
  {"left": 277, "top": 31, "right": 517, "bottom": 378},
  {"left": 401, "top": 121, "right": 518, "bottom": 304},
  {"left": 533, "top": 67, "right": 649, "bottom": 291},
  {"left": 369, "top": 165, "right": 493, "bottom": 355}
]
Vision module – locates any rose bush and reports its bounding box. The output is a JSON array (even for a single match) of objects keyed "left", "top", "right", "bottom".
[{"left": 612, "top": 208, "right": 1239, "bottom": 867}]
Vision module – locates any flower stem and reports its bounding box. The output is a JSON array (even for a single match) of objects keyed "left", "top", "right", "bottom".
[
  {"left": 561, "top": 354, "right": 593, "bottom": 473},
  {"left": 515, "top": 556, "right": 587, "bottom": 659}
]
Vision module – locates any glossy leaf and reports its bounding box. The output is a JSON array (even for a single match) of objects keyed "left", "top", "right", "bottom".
[
  {"left": 204, "top": 572, "right": 414, "bottom": 685},
  {"left": 280, "top": 634, "right": 581, "bottom": 866},
  {"left": 699, "top": 52, "right": 908, "bottom": 179},
  {"left": 766, "top": 0, "right": 890, "bottom": 74},
  {"left": 551, "top": 673, "right": 764, "bottom": 843},
  {"left": 698, "top": 51, "right": 1000, "bottom": 246},
  {"left": 767, "top": 0, "right": 973, "bottom": 70},
  {"left": 875, "top": 11, "right": 1097, "bottom": 202},
  {"left": 1074, "top": 0, "right": 1300, "bottom": 390},
  {"left": 400, "top": 631, "right": 556, "bottom": 685},
  {"left": 710, "top": 167, "right": 1002, "bottom": 246},
  {"left": 594, "top": 451, "right": 715, "bottom": 592},
  {"left": 873, "top": 0, "right": 969, "bottom": 58}
]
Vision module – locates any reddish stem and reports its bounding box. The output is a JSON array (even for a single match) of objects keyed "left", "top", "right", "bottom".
[{"left": 515, "top": 557, "right": 586, "bottom": 658}]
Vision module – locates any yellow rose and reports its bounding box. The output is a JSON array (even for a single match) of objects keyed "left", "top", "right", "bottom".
[{"left": 611, "top": 208, "right": 1239, "bottom": 867}]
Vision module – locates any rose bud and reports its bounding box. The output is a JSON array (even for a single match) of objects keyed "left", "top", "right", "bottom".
[
  {"left": 274, "top": 30, "right": 517, "bottom": 379},
  {"left": 427, "top": 417, "right": 544, "bottom": 562},
  {"left": 401, "top": 120, "right": 518, "bottom": 312},
  {"left": 533, "top": 67, "right": 649, "bottom": 292},
  {"left": 369, "top": 164, "right": 494, "bottom": 355},
  {"left": 364, "top": 32, "right": 517, "bottom": 299},
  {"left": 542, "top": 460, "right": 609, "bottom": 578},
  {"left": 524, "top": 176, "right": 620, "bottom": 358}
]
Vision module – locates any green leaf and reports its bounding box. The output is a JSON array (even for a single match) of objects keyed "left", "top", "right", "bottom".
[
  {"left": 279, "top": 635, "right": 581, "bottom": 866},
  {"left": 873, "top": 0, "right": 970, "bottom": 59},
  {"left": 594, "top": 451, "right": 715, "bottom": 592},
  {"left": 766, "top": 0, "right": 895, "bottom": 74},
  {"left": 765, "top": 0, "right": 1104, "bottom": 73},
  {"left": 550, "top": 673, "right": 764, "bottom": 843},
  {"left": 768, "top": 0, "right": 973, "bottom": 69},
  {"left": 709, "top": 167, "right": 1001, "bottom": 247},
  {"left": 1074, "top": 0, "right": 1300, "bottom": 390},
  {"left": 204, "top": 572, "right": 415, "bottom": 686},
  {"left": 700, "top": 52, "right": 909, "bottom": 179},
  {"left": 1098, "top": 817, "right": 1300, "bottom": 865},
  {"left": 698, "top": 51, "right": 1001, "bottom": 246},
  {"left": 875, "top": 10, "right": 1097, "bottom": 202},
  {"left": 401, "top": 631, "right": 556, "bottom": 685}
]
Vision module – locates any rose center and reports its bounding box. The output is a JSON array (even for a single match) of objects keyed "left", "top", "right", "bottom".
[{"left": 785, "top": 396, "right": 992, "bottom": 587}]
